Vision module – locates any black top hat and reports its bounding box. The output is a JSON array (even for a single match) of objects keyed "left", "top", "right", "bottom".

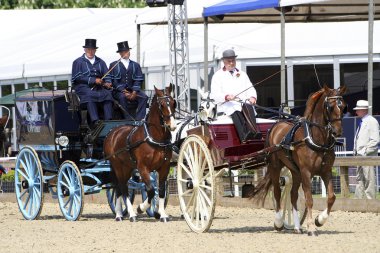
[
  {"left": 83, "top": 39, "right": 98, "bottom": 49},
  {"left": 116, "top": 41, "right": 132, "bottom": 53}
]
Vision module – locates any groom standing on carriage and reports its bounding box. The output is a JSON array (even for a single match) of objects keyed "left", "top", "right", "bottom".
[{"left": 109, "top": 41, "right": 148, "bottom": 121}]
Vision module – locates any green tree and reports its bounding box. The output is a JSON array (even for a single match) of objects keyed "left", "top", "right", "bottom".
[{"left": 0, "top": 0, "right": 146, "bottom": 9}]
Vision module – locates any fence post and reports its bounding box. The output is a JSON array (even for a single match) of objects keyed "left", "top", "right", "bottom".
[
  {"left": 340, "top": 166, "right": 350, "bottom": 198},
  {"left": 232, "top": 170, "right": 239, "bottom": 197}
]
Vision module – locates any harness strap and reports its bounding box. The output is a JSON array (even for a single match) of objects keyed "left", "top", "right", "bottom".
[
  {"left": 279, "top": 122, "right": 302, "bottom": 172},
  {"left": 302, "top": 120, "right": 336, "bottom": 152}
]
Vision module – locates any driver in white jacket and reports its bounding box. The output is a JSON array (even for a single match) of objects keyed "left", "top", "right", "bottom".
[
  {"left": 211, "top": 49, "right": 257, "bottom": 116},
  {"left": 210, "top": 49, "right": 258, "bottom": 143}
]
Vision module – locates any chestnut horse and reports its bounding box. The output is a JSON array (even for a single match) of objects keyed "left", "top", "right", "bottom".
[
  {"left": 104, "top": 85, "right": 176, "bottom": 222},
  {"left": 250, "top": 85, "right": 346, "bottom": 236}
]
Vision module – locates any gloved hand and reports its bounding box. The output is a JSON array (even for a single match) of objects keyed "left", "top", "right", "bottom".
[
  {"left": 95, "top": 78, "right": 103, "bottom": 85},
  {"left": 103, "top": 82, "right": 112, "bottom": 89},
  {"left": 127, "top": 91, "right": 137, "bottom": 101}
]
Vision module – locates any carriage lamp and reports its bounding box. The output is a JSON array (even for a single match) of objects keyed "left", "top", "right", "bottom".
[
  {"left": 55, "top": 135, "right": 69, "bottom": 147},
  {"left": 198, "top": 106, "right": 208, "bottom": 122}
]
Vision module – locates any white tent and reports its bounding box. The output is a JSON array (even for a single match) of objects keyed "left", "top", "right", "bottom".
[
  {"left": 0, "top": 8, "right": 143, "bottom": 81},
  {"left": 0, "top": 7, "right": 379, "bottom": 84}
]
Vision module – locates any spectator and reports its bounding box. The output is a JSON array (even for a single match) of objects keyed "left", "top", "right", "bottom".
[{"left": 353, "top": 100, "right": 380, "bottom": 199}]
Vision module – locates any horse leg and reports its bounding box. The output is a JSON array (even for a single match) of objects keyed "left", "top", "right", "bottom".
[
  {"left": 300, "top": 170, "right": 317, "bottom": 236},
  {"left": 157, "top": 179, "right": 169, "bottom": 222},
  {"left": 114, "top": 186, "right": 124, "bottom": 221},
  {"left": 137, "top": 169, "right": 154, "bottom": 214},
  {"left": 290, "top": 172, "right": 303, "bottom": 234},
  {"left": 315, "top": 171, "right": 335, "bottom": 227},
  {"left": 271, "top": 165, "right": 283, "bottom": 231},
  {"left": 126, "top": 195, "right": 137, "bottom": 222}
]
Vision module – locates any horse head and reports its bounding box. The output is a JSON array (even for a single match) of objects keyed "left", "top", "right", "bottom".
[
  {"left": 305, "top": 85, "right": 347, "bottom": 137},
  {"left": 154, "top": 84, "right": 177, "bottom": 131}
]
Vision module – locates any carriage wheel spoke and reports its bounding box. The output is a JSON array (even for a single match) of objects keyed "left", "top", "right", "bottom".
[
  {"left": 199, "top": 187, "right": 212, "bottom": 208},
  {"left": 179, "top": 163, "right": 193, "bottom": 180}
]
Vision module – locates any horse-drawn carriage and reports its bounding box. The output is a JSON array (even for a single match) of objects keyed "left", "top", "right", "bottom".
[
  {"left": 175, "top": 85, "right": 347, "bottom": 235},
  {"left": 12, "top": 84, "right": 346, "bottom": 236},
  {"left": 13, "top": 89, "right": 165, "bottom": 220}
]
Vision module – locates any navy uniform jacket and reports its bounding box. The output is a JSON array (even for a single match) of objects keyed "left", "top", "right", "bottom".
[
  {"left": 109, "top": 60, "right": 144, "bottom": 92},
  {"left": 71, "top": 54, "right": 113, "bottom": 104}
]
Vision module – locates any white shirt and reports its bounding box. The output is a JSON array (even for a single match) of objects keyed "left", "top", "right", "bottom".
[
  {"left": 85, "top": 55, "right": 95, "bottom": 65},
  {"left": 121, "top": 58, "right": 130, "bottom": 69},
  {"left": 210, "top": 68, "right": 257, "bottom": 115}
]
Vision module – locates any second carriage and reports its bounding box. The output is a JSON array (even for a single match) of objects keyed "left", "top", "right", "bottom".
[{"left": 175, "top": 104, "right": 307, "bottom": 233}]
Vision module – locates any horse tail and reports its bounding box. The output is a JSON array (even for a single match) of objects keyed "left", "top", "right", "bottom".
[{"left": 248, "top": 171, "right": 272, "bottom": 206}]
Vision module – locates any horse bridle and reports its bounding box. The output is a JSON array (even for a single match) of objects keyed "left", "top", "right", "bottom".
[
  {"left": 324, "top": 95, "right": 345, "bottom": 124},
  {"left": 157, "top": 94, "right": 176, "bottom": 128}
]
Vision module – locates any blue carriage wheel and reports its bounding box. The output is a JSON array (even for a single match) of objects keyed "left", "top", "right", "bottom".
[
  {"left": 57, "top": 161, "right": 84, "bottom": 221},
  {"left": 106, "top": 187, "right": 130, "bottom": 216},
  {"left": 15, "top": 146, "right": 44, "bottom": 220}
]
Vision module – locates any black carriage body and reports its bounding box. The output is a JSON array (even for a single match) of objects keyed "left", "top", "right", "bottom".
[{"left": 15, "top": 90, "right": 82, "bottom": 170}]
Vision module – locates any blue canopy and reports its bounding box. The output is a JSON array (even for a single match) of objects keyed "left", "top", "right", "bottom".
[{"left": 203, "top": 0, "right": 279, "bottom": 17}]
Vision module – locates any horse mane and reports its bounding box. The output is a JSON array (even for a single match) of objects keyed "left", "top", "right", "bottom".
[{"left": 304, "top": 89, "right": 325, "bottom": 120}]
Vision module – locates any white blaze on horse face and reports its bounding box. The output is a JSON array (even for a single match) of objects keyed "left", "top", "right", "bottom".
[{"left": 167, "top": 105, "right": 177, "bottom": 131}]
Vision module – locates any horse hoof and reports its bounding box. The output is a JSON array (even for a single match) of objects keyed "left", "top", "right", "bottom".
[
  {"left": 160, "top": 217, "right": 169, "bottom": 223},
  {"left": 274, "top": 223, "right": 284, "bottom": 231},
  {"left": 137, "top": 206, "right": 144, "bottom": 214},
  {"left": 129, "top": 216, "right": 137, "bottom": 222},
  {"left": 115, "top": 217, "right": 123, "bottom": 222},
  {"left": 294, "top": 228, "right": 303, "bottom": 234},
  {"left": 307, "top": 231, "right": 318, "bottom": 237},
  {"left": 154, "top": 212, "right": 161, "bottom": 220},
  {"left": 315, "top": 216, "right": 323, "bottom": 227}
]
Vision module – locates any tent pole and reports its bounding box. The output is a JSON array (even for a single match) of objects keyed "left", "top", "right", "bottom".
[
  {"left": 137, "top": 24, "right": 141, "bottom": 64},
  {"left": 204, "top": 17, "right": 209, "bottom": 92},
  {"left": 368, "top": 0, "right": 374, "bottom": 115},
  {"left": 280, "top": 8, "right": 286, "bottom": 104}
]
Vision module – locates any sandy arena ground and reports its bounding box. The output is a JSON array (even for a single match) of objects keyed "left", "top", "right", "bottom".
[{"left": 0, "top": 201, "right": 379, "bottom": 253}]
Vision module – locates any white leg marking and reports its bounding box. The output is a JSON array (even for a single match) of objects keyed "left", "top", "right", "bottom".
[
  {"left": 274, "top": 210, "right": 284, "bottom": 228},
  {"left": 293, "top": 208, "right": 301, "bottom": 230},
  {"left": 158, "top": 197, "right": 168, "bottom": 218},
  {"left": 126, "top": 197, "right": 136, "bottom": 218},
  {"left": 115, "top": 196, "right": 123, "bottom": 219},
  {"left": 317, "top": 208, "right": 329, "bottom": 225},
  {"left": 139, "top": 198, "right": 150, "bottom": 212}
]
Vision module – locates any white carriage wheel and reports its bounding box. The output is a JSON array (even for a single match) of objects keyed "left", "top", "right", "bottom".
[
  {"left": 177, "top": 135, "right": 216, "bottom": 233},
  {"left": 15, "top": 146, "right": 44, "bottom": 220},
  {"left": 57, "top": 161, "right": 84, "bottom": 221},
  {"left": 272, "top": 167, "right": 307, "bottom": 229}
]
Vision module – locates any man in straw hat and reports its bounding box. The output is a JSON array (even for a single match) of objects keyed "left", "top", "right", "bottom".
[
  {"left": 353, "top": 100, "right": 379, "bottom": 199},
  {"left": 72, "top": 38, "right": 113, "bottom": 128},
  {"left": 211, "top": 49, "right": 259, "bottom": 143},
  {"left": 109, "top": 41, "right": 148, "bottom": 120}
]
